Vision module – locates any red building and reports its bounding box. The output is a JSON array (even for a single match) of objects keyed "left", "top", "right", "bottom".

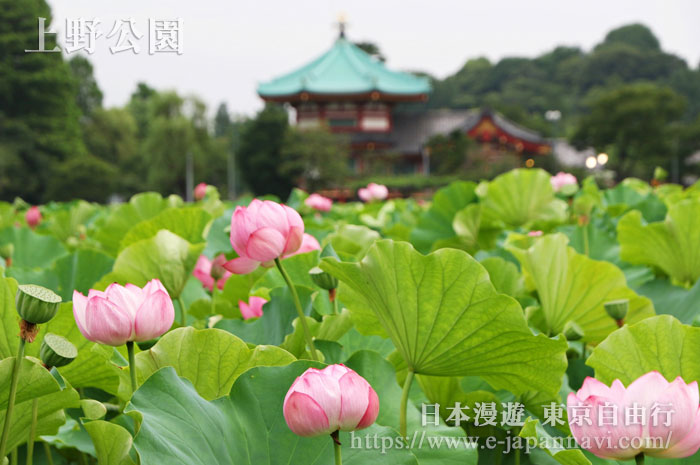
[{"left": 258, "top": 24, "right": 550, "bottom": 173}]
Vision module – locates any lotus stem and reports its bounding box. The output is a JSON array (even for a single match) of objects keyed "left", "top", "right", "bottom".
[
  {"left": 126, "top": 341, "right": 137, "bottom": 394},
  {"left": 400, "top": 369, "right": 415, "bottom": 440},
  {"left": 211, "top": 286, "right": 217, "bottom": 315},
  {"left": 275, "top": 258, "right": 318, "bottom": 361},
  {"left": 635, "top": 453, "right": 645, "bottom": 465},
  {"left": 26, "top": 398, "right": 39, "bottom": 465},
  {"left": 178, "top": 297, "right": 187, "bottom": 327},
  {"left": 43, "top": 443, "right": 53, "bottom": 465},
  {"left": 0, "top": 338, "right": 26, "bottom": 460},
  {"left": 331, "top": 430, "right": 342, "bottom": 465},
  {"left": 329, "top": 288, "right": 338, "bottom": 315}
]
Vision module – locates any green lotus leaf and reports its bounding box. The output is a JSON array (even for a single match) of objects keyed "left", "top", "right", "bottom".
[
  {"left": 133, "top": 327, "right": 295, "bottom": 400},
  {"left": 587, "top": 315, "right": 700, "bottom": 386},
  {"left": 618, "top": 199, "right": 700, "bottom": 286},
  {"left": 95, "top": 229, "right": 205, "bottom": 299},
  {"left": 0, "top": 357, "right": 80, "bottom": 451},
  {"left": 124, "top": 364, "right": 418, "bottom": 464},
  {"left": 94, "top": 192, "right": 179, "bottom": 256},
  {"left": 321, "top": 239, "right": 567, "bottom": 396},
  {"left": 508, "top": 233, "right": 654, "bottom": 343},
  {"left": 119, "top": 206, "right": 212, "bottom": 251},
  {"left": 410, "top": 181, "right": 477, "bottom": 253},
  {"left": 479, "top": 168, "right": 564, "bottom": 227}
]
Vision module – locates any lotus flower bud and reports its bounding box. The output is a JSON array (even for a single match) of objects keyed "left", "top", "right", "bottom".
[
  {"left": 25, "top": 206, "right": 42, "bottom": 229},
  {"left": 550, "top": 172, "right": 578, "bottom": 194},
  {"left": 284, "top": 364, "right": 379, "bottom": 437},
  {"left": 568, "top": 372, "right": 700, "bottom": 459},
  {"left": 238, "top": 296, "right": 267, "bottom": 320},
  {"left": 40, "top": 333, "right": 78, "bottom": 368},
  {"left": 72, "top": 280, "right": 174, "bottom": 346},
  {"left": 223, "top": 199, "right": 304, "bottom": 274},
  {"left": 193, "top": 254, "right": 232, "bottom": 291},
  {"left": 604, "top": 299, "right": 628, "bottom": 323},
  {"left": 563, "top": 321, "right": 584, "bottom": 341},
  {"left": 358, "top": 183, "right": 388, "bottom": 202},
  {"left": 305, "top": 193, "right": 333, "bottom": 212},
  {"left": 309, "top": 267, "right": 338, "bottom": 291},
  {"left": 654, "top": 166, "right": 669, "bottom": 182},
  {"left": 194, "top": 182, "right": 208, "bottom": 201},
  {"left": 16, "top": 284, "right": 61, "bottom": 324}
]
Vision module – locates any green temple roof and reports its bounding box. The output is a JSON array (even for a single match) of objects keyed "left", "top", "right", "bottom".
[{"left": 258, "top": 38, "right": 431, "bottom": 98}]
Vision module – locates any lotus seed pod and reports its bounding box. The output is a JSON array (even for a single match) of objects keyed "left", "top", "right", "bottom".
[
  {"left": 0, "top": 243, "right": 13, "bottom": 260},
  {"left": 40, "top": 333, "right": 77, "bottom": 368},
  {"left": 604, "top": 299, "right": 629, "bottom": 322},
  {"left": 16, "top": 284, "right": 61, "bottom": 324},
  {"left": 563, "top": 321, "right": 584, "bottom": 341},
  {"left": 309, "top": 266, "right": 338, "bottom": 291}
]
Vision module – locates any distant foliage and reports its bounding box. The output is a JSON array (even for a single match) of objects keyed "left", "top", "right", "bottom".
[
  {"left": 0, "top": 0, "right": 85, "bottom": 202},
  {"left": 237, "top": 104, "right": 293, "bottom": 198}
]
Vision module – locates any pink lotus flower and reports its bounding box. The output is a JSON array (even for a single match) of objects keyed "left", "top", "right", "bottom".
[
  {"left": 26, "top": 206, "right": 41, "bottom": 229},
  {"left": 358, "top": 183, "right": 388, "bottom": 202},
  {"left": 305, "top": 193, "right": 333, "bottom": 212},
  {"left": 72, "top": 280, "right": 174, "bottom": 346},
  {"left": 567, "top": 372, "right": 700, "bottom": 460},
  {"left": 284, "top": 364, "right": 379, "bottom": 437},
  {"left": 224, "top": 199, "right": 305, "bottom": 274},
  {"left": 528, "top": 230, "right": 543, "bottom": 237},
  {"left": 550, "top": 172, "right": 577, "bottom": 192},
  {"left": 193, "top": 254, "right": 232, "bottom": 292},
  {"left": 194, "top": 182, "right": 208, "bottom": 201},
  {"left": 238, "top": 296, "right": 267, "bottom": 320},
  {"left": 286, "top": 233, "right": 321, "bottom": 258}
]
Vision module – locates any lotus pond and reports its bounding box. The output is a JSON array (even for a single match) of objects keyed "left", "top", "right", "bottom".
[{"left": 1, "top": 168, "right": 699, "bottom": 465}]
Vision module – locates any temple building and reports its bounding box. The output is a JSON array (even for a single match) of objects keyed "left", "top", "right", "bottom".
[{"left": 258, "top": 23, "right": 550, "bottom": 174}]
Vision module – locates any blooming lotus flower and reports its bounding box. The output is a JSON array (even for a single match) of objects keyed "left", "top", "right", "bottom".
[
  {"left": 567, "top": 372, "right": 700, "bottom": 460},
  {"left": 305, "top": 193, "right": 333, "bottom": 212},
  {"left": 284, "top": 364, "right": 379, "bottom": 437},
  {"left": 26, "top": 206, "right": 41, "bottom": 229},
  {"left": 358, "top": 183, "right": 388, "bottom": 202},
  {"left": 224, "top": 199, "right": 304, "bottom": 274},
  {"left": 550, "top": 172, "right": 577, "bottom": 192},
  {"left": 72, "top": 280, "right": 174, "bottom": 346},
  {"left": 238, "top": 296, "right": 267, "bottom": 320},
  {"left": 194, "top": 182, "right": 208, "bottom": 201},
  {"left": 528, "top": 230, "right": 543, "bottom": 237},
  {"left": 193, "top": 254, "right": 231, "bottom": 292}
]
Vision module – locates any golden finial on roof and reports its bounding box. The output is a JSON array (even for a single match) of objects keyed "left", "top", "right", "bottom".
[{"left": 337, "top": 12, "right": 347, "bottom": 39}]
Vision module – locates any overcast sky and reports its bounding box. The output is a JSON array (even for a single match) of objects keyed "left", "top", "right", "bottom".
[{"left": 47, "top": 0, "right": 700, "bottom": 117}]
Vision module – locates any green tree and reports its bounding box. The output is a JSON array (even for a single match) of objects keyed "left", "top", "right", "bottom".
[
  {"left": 69, "top": 55, "right": 103, "bottom": 118},
  {"left": 127, "top": 82, "right": 157, "bottom": 138},
  {"left": 83, "top": 108, "right": 139, "bottom": 194},
  {"left": 237, "top": 104, "right": 291, "bottom": 197},
  {"left": 45, "top": 154, "right": 118, "bottom": 202},
  {"left": 354, "top": 41, "right": 385, "bottom": 62},
  {"left": 213, "top": 102, "right": 244, "bottom": 198},
  {"left": 0, "top": 0, "right": 85, "bottom": 202},
  {"left": 425, "top": 130, "right": 473, "bottom": 175},
  {"left": 572, "top": 83, "right": 686, "bottom": 178},
  {"left": 595, "top": 23, "right": 660, "bottom": 52},
  {"left": 279, "top": 126, "right": 349, "bottom": 192}
]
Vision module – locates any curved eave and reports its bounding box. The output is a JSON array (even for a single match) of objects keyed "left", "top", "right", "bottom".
[{"left": 259, "top": 90, "right": 430, "bottom": 103}]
